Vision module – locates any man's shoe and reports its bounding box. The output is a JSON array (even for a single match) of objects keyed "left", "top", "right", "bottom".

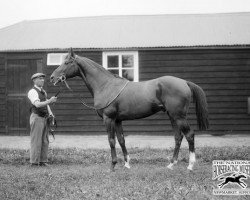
[{"left": 39, "top": 162, "right": 50, "bottom": 167}]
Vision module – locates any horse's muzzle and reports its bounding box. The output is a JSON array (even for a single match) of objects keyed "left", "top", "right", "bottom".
[
  {"left": 50, "top": 75, "right": 66, "bottom": 86},
  {"left": 50, "top": 75, "right": 57, "bottom": 85}
]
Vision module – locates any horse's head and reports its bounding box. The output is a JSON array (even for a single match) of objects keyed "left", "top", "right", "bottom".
[
  {"left": 50, "top": 48, "right": 79, "bottom": 85},
  {"left": 238, "top": 174, "right": 247, "bottom": 179}
]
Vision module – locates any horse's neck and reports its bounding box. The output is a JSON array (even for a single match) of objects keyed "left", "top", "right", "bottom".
[
  {"left": 78, "top": 69, "right": 94, "bottom": 96},
  {"left": 77, "top": 57, "right": 117, "bottom": 95}
]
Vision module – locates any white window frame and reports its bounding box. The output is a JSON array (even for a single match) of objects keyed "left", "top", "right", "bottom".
[
  {"left": 47, "top": 53, "right": 68, "bottom": 65},
  {"left": 102, "top": 51, "right": 139, "bottom": 82}
]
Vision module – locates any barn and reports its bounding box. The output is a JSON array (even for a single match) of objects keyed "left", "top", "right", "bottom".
[{"left": 0, "top": 13, "right": 250, "bottom": 136}]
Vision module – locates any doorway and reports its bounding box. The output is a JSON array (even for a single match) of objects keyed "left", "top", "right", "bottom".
[{"left": 6, "top": 59, "right": 43, "bottom": 135}]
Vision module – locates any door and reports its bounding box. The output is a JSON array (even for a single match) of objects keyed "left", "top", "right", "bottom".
[{"left": 6, "top": 59, "right": 43, "bottom": 135}]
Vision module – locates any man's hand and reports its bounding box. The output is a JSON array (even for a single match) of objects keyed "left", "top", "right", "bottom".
[{"left": 49, "top": 96, "right": 57, "bottom": 104}]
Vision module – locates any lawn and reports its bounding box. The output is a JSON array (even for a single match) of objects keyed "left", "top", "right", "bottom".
[{"left": 0, "top": 146, "right": 249, "bottom": 200}]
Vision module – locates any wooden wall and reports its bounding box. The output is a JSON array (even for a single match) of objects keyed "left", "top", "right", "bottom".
[
  {"left": 0, "top": 52, "right": 46, "bottom": 135},
  {"left": 135, "top": 48, "right": 250, "bottom": 135},
  {"left": 0, "top": 48, "right": 250, "bottom": 135},
  {"left": 46, "top": 48, "right": 250, "bottom": 135},
  {"left": 0, "top": 56, "right": 6, "bottom": 134}
]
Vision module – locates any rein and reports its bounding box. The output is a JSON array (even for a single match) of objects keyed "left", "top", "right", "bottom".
[{"left": 60, "top": 75, "right": 129, "bottom": 110}]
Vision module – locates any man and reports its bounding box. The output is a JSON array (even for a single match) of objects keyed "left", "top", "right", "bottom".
[{"left": 27, "top": 73, "right": 57, "bottom": 166}]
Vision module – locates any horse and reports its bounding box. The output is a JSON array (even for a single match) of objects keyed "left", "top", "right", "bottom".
[
  {"left": 50, "top": 48, "right": 209, "bottom": 171},
  {"left": 218, "top": 174, "right": 247, "bottom": 189}
]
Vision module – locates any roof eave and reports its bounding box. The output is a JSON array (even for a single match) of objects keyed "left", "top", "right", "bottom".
[{"left": 1, "top": 44, "right": 250, "bottom": 53}]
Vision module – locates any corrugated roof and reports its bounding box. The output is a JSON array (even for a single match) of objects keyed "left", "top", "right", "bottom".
[{"left": 0, "top": 13, "right": 250, "bottom": 51}]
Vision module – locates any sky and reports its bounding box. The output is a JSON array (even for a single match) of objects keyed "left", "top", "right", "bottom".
[{"left": 1, "top": 0, "right": 250, "bottom": 29}]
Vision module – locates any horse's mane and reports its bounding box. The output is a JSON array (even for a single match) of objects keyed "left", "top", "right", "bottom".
[{"left": 80, "top": 56, "right": 125, "bottom": 80}]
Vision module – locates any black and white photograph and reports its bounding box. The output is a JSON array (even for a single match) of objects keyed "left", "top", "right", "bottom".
[{"left": 0, "top": 0, "right": 250, "bottom": 199}]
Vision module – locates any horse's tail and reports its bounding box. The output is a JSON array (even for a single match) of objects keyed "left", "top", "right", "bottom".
[{"left": 187, "top": 81, "right": 209, "bottom": 131}]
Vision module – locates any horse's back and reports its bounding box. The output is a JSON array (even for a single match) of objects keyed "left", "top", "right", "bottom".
[{"left": 121, "top": 76, "right": 191, "bottom": 101}]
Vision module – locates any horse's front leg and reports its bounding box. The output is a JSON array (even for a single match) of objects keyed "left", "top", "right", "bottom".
[
  {"left": 104, "top": 115, "right": 117, "bottom": 172},
  {"left": 239, "top": 181, "right": 247, "bottom": 189},
  {"left": 115, "top": 120, "right": 130, "bottom": 169}
]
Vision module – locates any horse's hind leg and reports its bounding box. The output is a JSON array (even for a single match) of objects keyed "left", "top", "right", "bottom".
[
  {"left": 169, "top": 116, "right": 196, "bottom": 171},
  {"left": 182, "top": 123, "right": 196, "bottom": 171},
  {"left": 171, "top": 117, "right": 196, "bottom": 170},
  {"left": 167, "top": 117, "right": 183, "bottom": 170},
  {"left": 218, "top": 182, "right": 226, "bottom": 189},
  {"left": 104, "top": 115, "right": 117, "bottom": 172},
  {"left": 115, "top": 120, "right": 130, "bottom": 169}
]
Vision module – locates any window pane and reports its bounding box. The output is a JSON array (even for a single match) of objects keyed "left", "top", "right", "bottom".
[
  {"left": 122, "top": 55, "right": 134, "bottom": 68},
  {"left": 122, "top": 69, "right": 134, "bottom": 81},
  {"left": 47, "top": 53, "right": 67, "bottom": 65},
  {"left": 109, "top": 69, "right": 119, "bottom": 76},
  {"left": 107, "top": 56, "right": 118, "bottom": 68},
  {"left": 62, "top": 54, "right": 68, "bottom": 61},
  {"left": 48, "top": 54, "right": 61, "bottom": 64}
]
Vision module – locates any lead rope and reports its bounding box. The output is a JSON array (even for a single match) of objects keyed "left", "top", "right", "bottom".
[
  {"left": 61, "top": 75, "right": 129, "bottom": 111},
  {"left": 48, "top": 87, "right": 61, "bottom": 143}
]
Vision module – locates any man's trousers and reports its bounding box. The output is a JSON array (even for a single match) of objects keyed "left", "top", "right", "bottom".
[{"left": 29, "top": 113, "right": 49, "bottom": 164}]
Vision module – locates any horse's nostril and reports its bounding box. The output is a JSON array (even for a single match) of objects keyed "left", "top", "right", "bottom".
[{"left": 50, "top": 76, "right": 54, "bottom": 82}]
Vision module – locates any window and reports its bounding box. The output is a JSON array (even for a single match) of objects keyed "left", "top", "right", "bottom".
[
  {"left": 103, "top": 51, "right": 139, "bottom": 82},
  {"left": 47, "top": 53, "right": 67, "bottom": 65}
]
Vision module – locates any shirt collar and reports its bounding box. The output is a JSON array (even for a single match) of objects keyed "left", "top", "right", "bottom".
[{"left": 34, "top": 85, "right": 43, "bottom": 91}]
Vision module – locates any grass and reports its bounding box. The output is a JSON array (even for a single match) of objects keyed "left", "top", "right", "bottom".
[{"left": 0, "top": 146, "right": 249, "bottom": 200}]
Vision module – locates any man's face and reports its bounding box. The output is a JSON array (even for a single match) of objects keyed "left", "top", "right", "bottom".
[{"left": 33, "top": 77, "right": 45, "bottom": 87}]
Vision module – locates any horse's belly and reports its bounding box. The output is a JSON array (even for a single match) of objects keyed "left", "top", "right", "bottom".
[
  {"left": 115, "top": 81, "right": 165, "bottom": 120},
  {"left": 117, "top": 98, "right": 164, "bottom": 120}
]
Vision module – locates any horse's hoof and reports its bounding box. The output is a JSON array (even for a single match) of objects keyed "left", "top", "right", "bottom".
[
  {"left": 187, "top": 165, "right": 193, "bottom": 171},
  {"left": 167, "top": 164, "right": 174, "bottom": 170},
  {"left": 110, "top": 165, "right": 116, "bottom": 172},
  {"left": 167, "top": 161, "right": 177, "bottom": 170},
  {"left": 124, "top": 162, "right": 131, "bottom": 169}
]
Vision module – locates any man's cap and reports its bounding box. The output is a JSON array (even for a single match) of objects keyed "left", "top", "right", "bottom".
[{"left": 31, "top": 73, "right": 46, "bottom": 80}]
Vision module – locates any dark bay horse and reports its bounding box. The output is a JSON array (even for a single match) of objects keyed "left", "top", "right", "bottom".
[{"left": 50, "top": 49, "right": 209, "bottom": 171}]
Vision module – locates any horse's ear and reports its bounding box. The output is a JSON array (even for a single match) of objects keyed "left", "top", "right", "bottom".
[{"left": 69, "top": 47, "right": 75, "bottom": 57}]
